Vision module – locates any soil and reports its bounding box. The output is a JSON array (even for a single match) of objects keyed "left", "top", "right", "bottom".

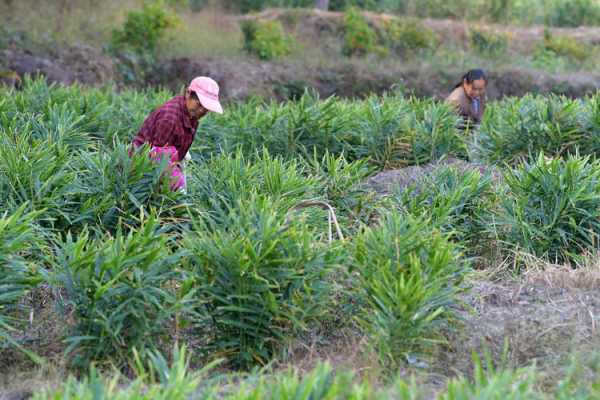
[
  {"left": 282, "top": 268, "right": 600, "bottom": 395},
  {"left": 1, "top": 45, "right": 115, "bottom": 86},
  {"left": 152, "top": 56, "right": 600, "bottom": 101},
  {"left": 363, "top": 157, "right": 500, "bottom": 194}
]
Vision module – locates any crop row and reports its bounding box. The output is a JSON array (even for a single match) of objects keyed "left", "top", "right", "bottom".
[{"left": 3, "top": 79, "right": 600, "bottom": 395}]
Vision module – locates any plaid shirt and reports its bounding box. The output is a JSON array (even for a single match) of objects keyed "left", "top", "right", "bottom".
[{"left": 132, "top": 96, "right": 198, "bottom": 162}]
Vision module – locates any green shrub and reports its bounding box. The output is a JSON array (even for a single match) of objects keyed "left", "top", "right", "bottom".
[
  {"left": 477, "top": 95, "right": 585, "bottom": 165},
  {"left": 222, "top": 363, "right": 382, "bottom": 399},
  {"left": 484, "top": 0, "right": 514, "bottom": 22},
  {"left": 186, "top": 149, "right": 319, "bottom": 224},
  {"left": 382, "top": 18, "right": 437, "bottom": 55},
  {"left": 345, "top": 97, "right": 465, "bottom": 168},
  {"left": 110, "top": 3, "right": 177, "bottom": 54},
  {"left": 200, "top": 93, "right": 351, "bottom": 159},
  {"left": 546, "top": 0, "right": 600, "bottom": 27},
  {"left": 342, "top": 96, "right": 412, "bottom": 168},
  {"left": 51, "top": 217, "right": 190, "bottom": 369},
  {"left": 199, "top": 93, "right": 465, "bottom": 168},
  {"left": 581, "top": 94, "right": 600, "bottom": 155},
  {"left": 469, "top": 29, "right": 509, "bottom": 57},
  {"left": 342, "top": 7, "right": 380, "bottom": 57},
  {"left": 497, "top": 153, "right": 600, "bottom": 264},
  {"left": 409, "top": 98, "right": 467, "bottom": 164},
  {"left": 0, "top": 205, "right": 44, "bottom": 362},
  {"left": 109, "top": 3, "right": 178, "bottom": 85},
  {"left": 329, "top": 0, "right": 379, "bottom": 10},
  {"left": 241, "top": 20, "right": 293, "bottom": 60},
  {"left": 0, "top": 133, "right": 77, "bottom": 229},
  {"left": 394, "top": 165, "right": 496, "bottom": 253},
  {"left": 536, "top": 30, "right": 592, "bottom": 62},
  {"left": 184, "top": 196, "right": 340, "bottom": 368},
  {"left": 304, "top": 151, "right": 378, "bottom": 233},
  {"left": 353, "top": 212, "right": 467, "bottom": 370}
]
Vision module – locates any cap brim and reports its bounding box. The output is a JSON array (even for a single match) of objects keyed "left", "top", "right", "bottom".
[{"left": 197, "top": 93, "right": 223, "bottom": 114}]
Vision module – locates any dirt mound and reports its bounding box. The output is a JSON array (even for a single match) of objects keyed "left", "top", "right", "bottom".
[
  {"left": 363, "top": 157, "right": 499, "bottom": 195},
  {"left": 441, "top": 269, "right": 600, "bottom": 384},
  {"left": 2, "top": 44, "right": 115, "bottom": 86}
]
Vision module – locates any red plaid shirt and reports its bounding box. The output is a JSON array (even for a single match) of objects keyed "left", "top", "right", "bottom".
[{"left": 132, "top": 96, "right": 198, "bottom": 162}]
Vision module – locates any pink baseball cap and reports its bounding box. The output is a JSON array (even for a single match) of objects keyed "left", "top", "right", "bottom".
[{"left": 188, "top": 76, "right": 223, "bottom": 114}]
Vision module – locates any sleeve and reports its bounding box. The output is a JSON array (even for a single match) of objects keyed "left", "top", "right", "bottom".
[
  {"left": 151, "top": 111, "right": 177, "bottom": 147},
  {"left": 446, "top": 96, "right": 461, "bottom": 111}
]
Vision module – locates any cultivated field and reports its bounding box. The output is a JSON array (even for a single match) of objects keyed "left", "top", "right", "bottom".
[{"left": 2, "top": 79, "right": 600, "bottom": 398}]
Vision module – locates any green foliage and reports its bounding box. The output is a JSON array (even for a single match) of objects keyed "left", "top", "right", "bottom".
[
  {"left": 32, "top": 345, "right": 212, "bottom": 400},
  {"left": 546, "top": 0, "right": 600, "bottom": 27},
  {"left": 220, "top": 363, "right": 382, "bottom": 399},
  {"left": 382, "top": 18, "right": 438, "bottom": 56},
  {"left": 304, "top": 151, "right": 378, "bottom": 232},
  {"left": 30, "top": 353, "right": 600, "bottom": 399},
  {"left": 538, "top": 30, "right": 592, "bottom": 62},
  {"left": 345, "top": 97, "right": 465, "bottom": 168},
  {"left": 51, "top": 217, "right": 190, "bottom": 369},
  {"left": 353, "top": 213, "right": 467, "bottom": 369},
  {"left": 187, "top": 150, "right": 319, "bottom": 223},
  {"left": 342, "top": 7, "right": 380, "bottom": 57},
  {"left": 0, "top": 133, "right": 77, "bottom": 229},
  {"left": 469, "top": 29, "right": 509, "bottom": 58},
  {"left": 184, "top": 196, "right": 340, "bottom": 368},
  {"left": 441, "top": 352, "right": 539, "bottom": 399},
  {"left": 197, "top": 92, "right": 466, "bottom": 168},
  {"left": 496, "top": 153, "right": 600, "bottom": 264},
  {"left": 72, "top": 143, "right": 181, "bottom": 234},
  {"left": 109, "top": 3, "right": 178, "bottom": 85},
  {"left": 110, "top": 3, "right": 177, "bottom": 54},
  {"left": 484, "top": 0, "right": 514, "bottom": 23},
  {"left": 13, "top": 79, "right": 600, "bottom": 381},
  {"left": 394, "top": 165, "right": 496, "bottom": 253},
  {"left": 0, "top": 205, "right": 44, "bottom": 362},
  {"left": 476, "top": 95, "right": 587, "bottom": 165},
  {"left": 241, "top": 20, "right": 293, "bottom": 60}
]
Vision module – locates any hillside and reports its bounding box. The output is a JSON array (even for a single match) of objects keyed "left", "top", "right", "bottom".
[{"left": 2, "top": 7, "right": 600, "bottom": 99}]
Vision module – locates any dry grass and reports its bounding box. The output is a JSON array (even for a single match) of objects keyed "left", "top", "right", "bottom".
[
  {"left": 161, "top": 6, "right": 243, "bottom": 58},
  {"left": 0, "top": 1, "right": 242, "bottom": 58},
  {"left": 0, "top": 0, "right": 143, "bottom": 45},
  {"left": 278, "top": 330, "right": 381, "bottom": 381},
  {"left": 524, "top": 254, "right": 600, "bottom": 290}
]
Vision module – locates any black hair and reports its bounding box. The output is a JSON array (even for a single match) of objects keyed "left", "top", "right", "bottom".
[
  {"left": 183, "top": 87, "right": 200, "bottom": 100},
  {"left": 454, "top": 69, "right": 487, "bottom": 89}
]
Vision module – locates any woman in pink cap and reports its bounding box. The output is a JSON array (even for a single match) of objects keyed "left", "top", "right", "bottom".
[{"left": 131, "top": 76, "right": 223, "bottom": 191}]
